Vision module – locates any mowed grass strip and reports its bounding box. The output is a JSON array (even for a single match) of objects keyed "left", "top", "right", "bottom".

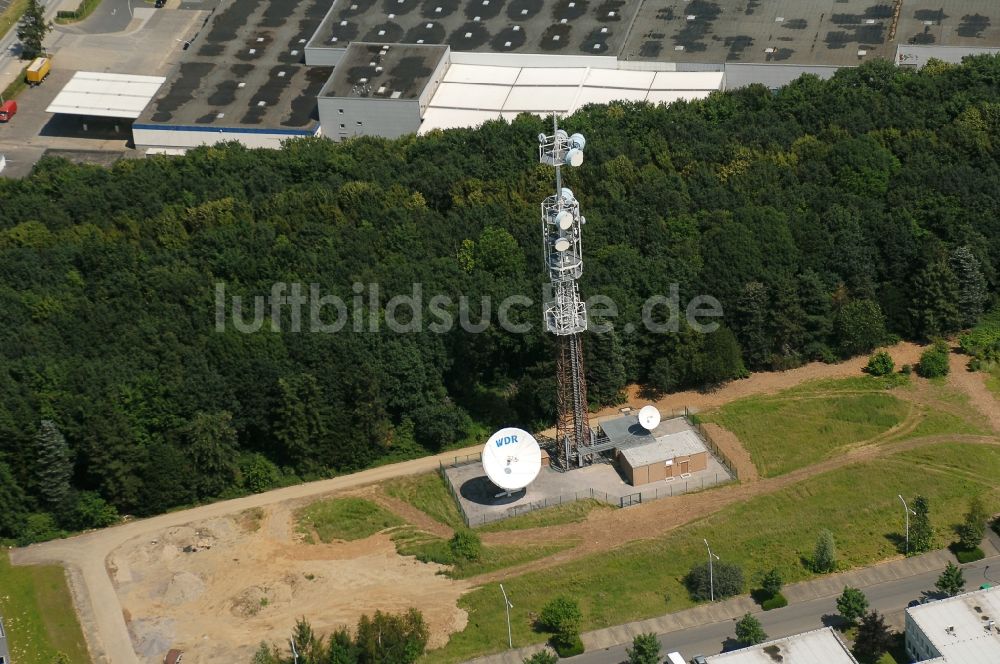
[
  {"left": 296, "top": 497, "right": 403, "bottom": 543},
  {"left": 429, "top": 442, "right": 1000, "bottom": 663},
  {"left": 383, "top": 472, "right": 466, "bottom": 529},
  {"left": 0, "top": 552, "right": 90, "bottom": 664},
  {"left": 392, "top": 529, "right": 579, "bottom": 580},
  {"left": 701, "top": 380, "right": 909, "bottom": 477},
  {"left": 478, "top": 499, "right": 612, "bottom": 533}
]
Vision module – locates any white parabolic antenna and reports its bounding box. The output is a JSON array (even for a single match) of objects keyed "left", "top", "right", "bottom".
[
  {"left": 554, "top": 237, "right": 571, "bottom": 252},
  {"left": 482, "top": 427, "right": 542, "bottom": 491},
  {"left": 638, "top": 405, "right": 661, "bottom": 431}
]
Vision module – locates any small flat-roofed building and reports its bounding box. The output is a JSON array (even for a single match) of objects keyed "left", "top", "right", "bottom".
[
  {"left": 601, "top": 414, "right": 708, "bottom": 486},
  {"left": 47, "top": 72, "right": 166, "bottom": 119},
  {"left": 706, "top": 627, "right": 858, "bottom": 664},
  {"left": 905, "top": 585, "right": 1000, "bottom": 663},
  {"left": 316, "top": 42, "right": 450, "bottom": 141}
]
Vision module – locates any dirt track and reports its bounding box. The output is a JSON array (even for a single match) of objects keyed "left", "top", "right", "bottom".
[{"left": 11, "top": 341, "right": 995, "bottom": 664}]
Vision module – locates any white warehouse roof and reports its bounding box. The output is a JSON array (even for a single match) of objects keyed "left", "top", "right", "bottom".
[
  {"left": 419, "top": 64, "right": 722, "bottom": 135},
  {"left": 47, "top": 72, "right": 166, "bottom": 119},
  {"left": 706, "top": 628, "right": 858, "bottom": 664},
  {"left": 907, "top": 586, "right": 1000, "bottom": 663}
]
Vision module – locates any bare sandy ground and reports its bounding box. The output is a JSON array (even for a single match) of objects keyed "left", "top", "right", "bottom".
[{"left": 110, "top": 505, "right": 468, "bottom": 663}]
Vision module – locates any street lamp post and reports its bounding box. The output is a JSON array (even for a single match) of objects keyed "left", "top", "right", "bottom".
[
  {"left": 898, "top": 494, "right": 917, "bottom": 554},
  {"left": 500, "top": 583, "right": 514, "bottom": 649},
  {"left": 704, "top": 538, "right": 720, "bottom": 602}
]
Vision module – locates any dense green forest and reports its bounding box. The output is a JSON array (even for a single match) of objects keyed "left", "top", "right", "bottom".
[{"left": 1, "top": 57, "right": 998, "bottom": 542}]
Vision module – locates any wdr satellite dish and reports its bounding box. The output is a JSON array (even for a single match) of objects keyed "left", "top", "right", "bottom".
[
  {"left": 638, "top": 405, "right": 661, "bottom": 431},
  {"left": 554, "top": 238, "right": 571, "bottom": 252},
  {"left": 482, "top": 427, "right": 541, "bottom": 491}
]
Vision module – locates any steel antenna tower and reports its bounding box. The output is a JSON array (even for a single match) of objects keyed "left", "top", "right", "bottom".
[{"left": 538, "top": 117, "right": 591, "bottom": 469}]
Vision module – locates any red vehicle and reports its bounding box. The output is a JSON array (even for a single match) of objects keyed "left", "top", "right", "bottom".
[{"left": 0, "top": 100, "right": 16, "bottom": 122}]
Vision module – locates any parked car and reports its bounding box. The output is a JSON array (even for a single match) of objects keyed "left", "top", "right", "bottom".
[
  {"left": 154, "top": 0, "right": 165, "bottom": 7},
  {"left": 0, "top": 100, "right": 16, "bottom": 122},
  {"left": 690, "top": 656, "right": 708, "bottom": 664}
]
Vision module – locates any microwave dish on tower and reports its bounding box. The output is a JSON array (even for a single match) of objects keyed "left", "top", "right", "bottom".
[
  {"left": 638, "top": 405, "right": 661, "bottom": 431},
  {"left": 482, "top": 427, "right": 542, "bottom": 491}
]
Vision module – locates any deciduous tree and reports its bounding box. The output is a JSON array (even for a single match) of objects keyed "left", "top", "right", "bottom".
[
  {"left": 836, "top": 586, "right": 869, "bottom": 625},
  {"left": 16, "top": 0, "right": 49, "bottom": 60},
  {"left": 936, "top": 562, "right": 965, "bottom": 597},
  {"left": 735, "top": 613, "right": 767, "bottom": 646}
]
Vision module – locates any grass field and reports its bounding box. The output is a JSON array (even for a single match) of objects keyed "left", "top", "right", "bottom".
[
  {"left": 429, "top": 442, "right": 1000, "bottom": 662},
  {"left": 0, "top": 552, "right": 90, "bottom": 664},
  {"left": 295, "top": 497, "right": 403, "bottom": 543},
  {"left": 392, "top": 528, "right": 578, "bottom": 579},
  {"left": 478, "top": 499, "right": 612, "bottom": 533},
  {"left": 700, "top": 378, "right": 910, "bottom": 477},
  {"left": 0, "top": 0, "right": 27, "bottom": 35},
  {"left": 988, "top": 368, "right": 1000, "bottom": 399},
  {"left": 383, "top": 472, "right": 466, "bottom": 530}
]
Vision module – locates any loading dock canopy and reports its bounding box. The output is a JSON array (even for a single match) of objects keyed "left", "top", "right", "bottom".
[{"left": 47, "top": 72, "right": 166, "bottom": 119}]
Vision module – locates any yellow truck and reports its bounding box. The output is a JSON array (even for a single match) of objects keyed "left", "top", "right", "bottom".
[{"left": 25, "top": 57, "right": 52, "bottom": 86}]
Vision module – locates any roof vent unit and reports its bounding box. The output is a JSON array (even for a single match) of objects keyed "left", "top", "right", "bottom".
[
  {"left": 257, "top": 100, "right": 266, "bottom": 107},
  {"left": 278, "top": 71, "right": 286, "bottom": 77}
]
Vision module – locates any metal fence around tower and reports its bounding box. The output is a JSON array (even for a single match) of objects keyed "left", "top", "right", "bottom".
[{"left": 439, "top": 407, "right": 741, "bottom": 526}]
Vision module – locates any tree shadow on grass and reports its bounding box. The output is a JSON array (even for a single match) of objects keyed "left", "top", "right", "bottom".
[{"left": 883, "top": 531, "right": 907, "bottom": 554}]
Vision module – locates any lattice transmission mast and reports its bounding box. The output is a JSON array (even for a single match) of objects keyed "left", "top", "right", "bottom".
[{"left": 538, "top": 119, "right": 591, "bottom": 468}]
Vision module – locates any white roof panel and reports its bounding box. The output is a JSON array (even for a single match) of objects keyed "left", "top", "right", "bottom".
[
  {"left": 652, "top": 71, "right": 724, "bottom": 90},
  {"left": 620, "top": 429, "right": 707, "bottom": 467},
  {"left": 706, "top": 628, "right": 858, "bottom": 664},
  {"left": 443, "top": 63, "right": 520, "bottom": 85},
  {"left": 645, "top": 90, "right": 712, "bottom": 105},
  {"left": 502, "top": 85, "right": 573, "bottom": 112},
  {"left": 419, "top": 108, "right": 502, "bottom": 134},
  {"left": 514, "top": 67, "right": 587, "bottom": 86},
  {"left": 583, "top": 68, "right": 654, "bottom": 89},
  {"left": 428, "top": 82, "right": 510, "bottom": 110},
  {"left": 46, "top": 71, "right": 166, "bottom": 119},
  {"left": 576, "top": 86, "right": 649, "bottom": 107}
]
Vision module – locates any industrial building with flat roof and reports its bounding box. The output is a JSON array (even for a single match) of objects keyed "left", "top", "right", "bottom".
[
  {"left": 133, "top": 0, "right": 333, "bottom": 152},
  {"left": 705, "top": 627, "right": 858, "bottom": 664},
  {"left": 130, "top": 0, "right": 1000, "bottom": 152},
  {"left": 905, "top": 585, "right": 1000, "bottom": 663}
]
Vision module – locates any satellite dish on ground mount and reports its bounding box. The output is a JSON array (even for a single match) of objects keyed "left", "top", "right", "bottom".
[
  {"left": 638, "top": 405, "right": 661, "bottom": 431},
  {"left": 482, "top": 427, "right": 541, "bottom": 492}
]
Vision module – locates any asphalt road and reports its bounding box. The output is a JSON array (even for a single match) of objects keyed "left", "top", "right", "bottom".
[{"left": 564, "top": 556, "right": 1000, "bottom": 664}]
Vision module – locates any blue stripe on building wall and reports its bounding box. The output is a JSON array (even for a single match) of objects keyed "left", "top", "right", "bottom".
[{"left": 132, "top": 124, "right": 318, "bottom": 136}]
